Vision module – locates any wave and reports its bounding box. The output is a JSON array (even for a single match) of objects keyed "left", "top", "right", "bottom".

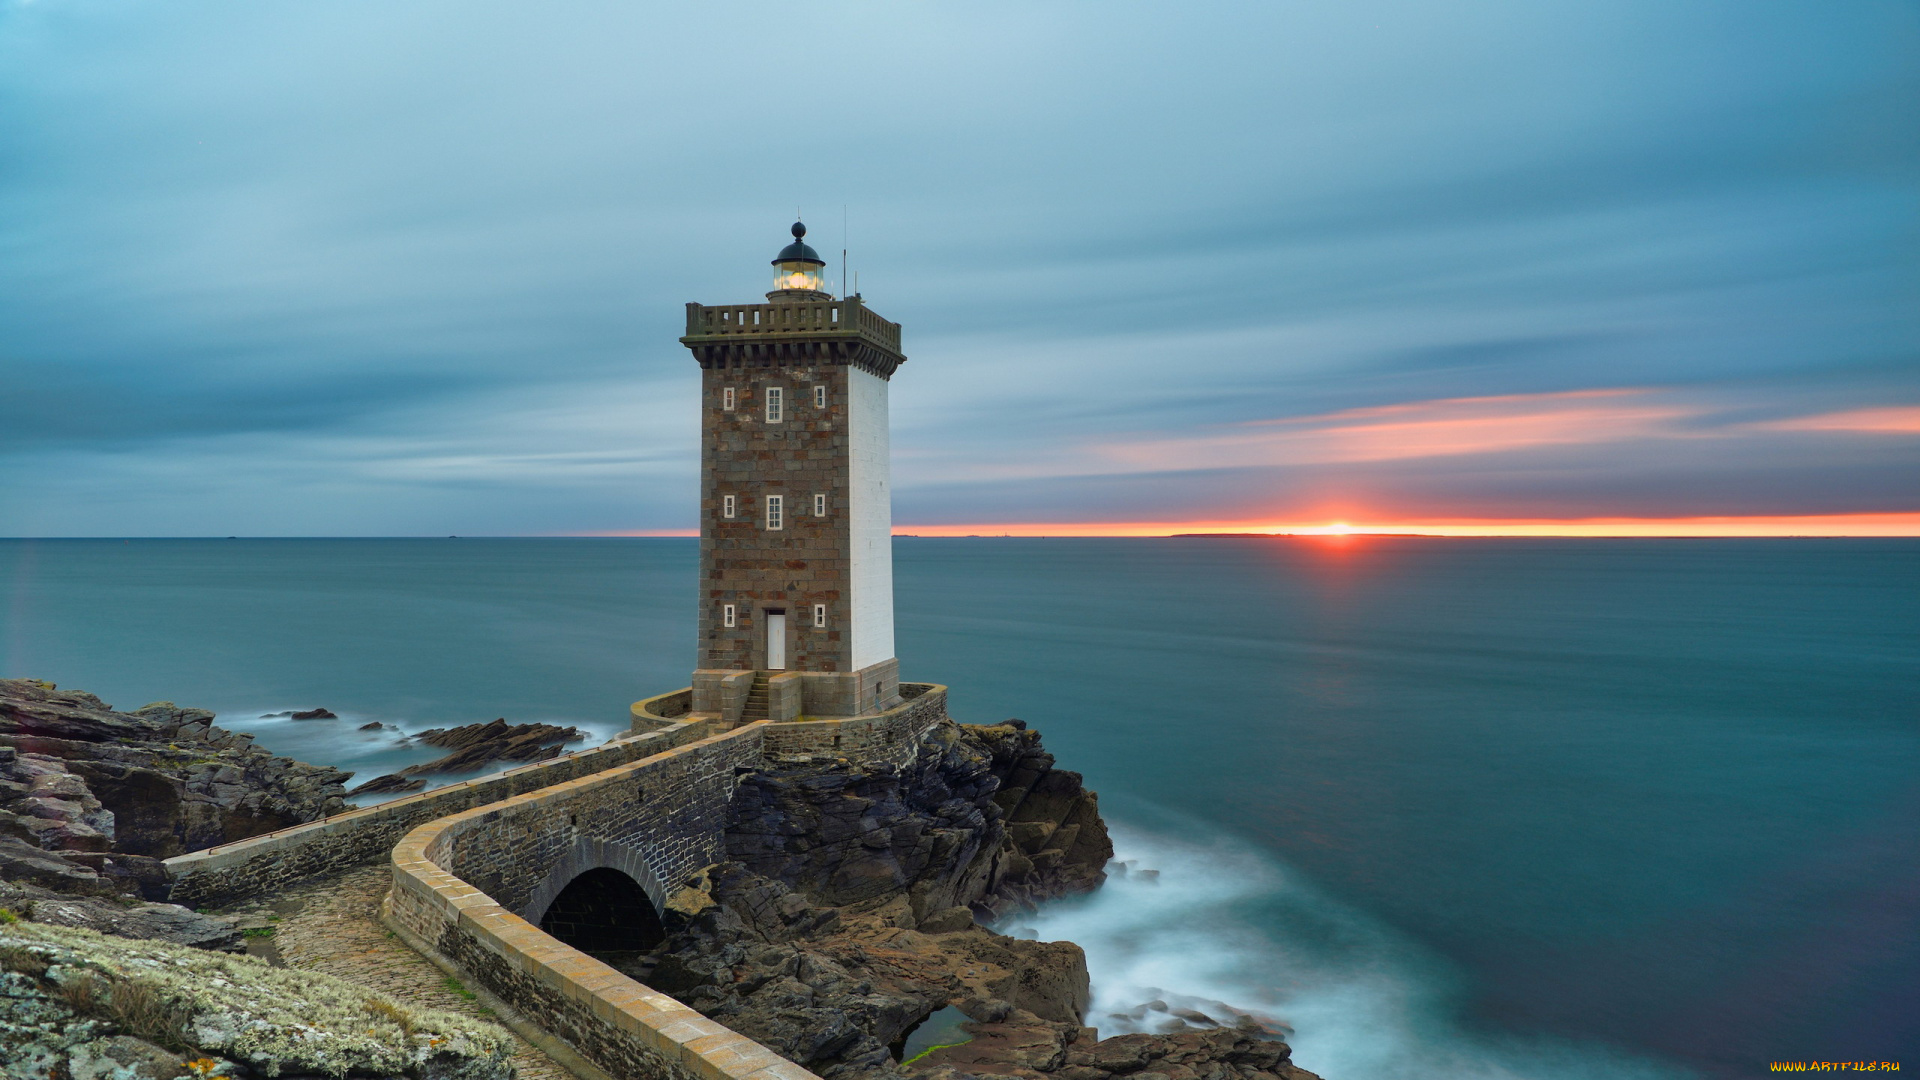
[{"left": 1005, "top": 821, "right": 1691, "bottom": 1080}]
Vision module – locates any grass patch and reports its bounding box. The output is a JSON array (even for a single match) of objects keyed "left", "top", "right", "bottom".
[
  {"left": 442, "top": 975, "right": 478, "bottom": 1001},
  {"left": 240, "top": 927, "right": 276, "bottom": 939},
  {"left": 107, "top": 975, "right": 196, "bottom": 1053}
]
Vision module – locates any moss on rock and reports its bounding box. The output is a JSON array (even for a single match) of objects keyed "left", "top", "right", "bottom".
[{"left": 0, "top": 920, "right": 513, "bottom": 1079}]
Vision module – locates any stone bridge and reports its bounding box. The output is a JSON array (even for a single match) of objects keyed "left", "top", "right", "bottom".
[{"left": 163, "top": 683, "right": 951, "bottom": 1080}]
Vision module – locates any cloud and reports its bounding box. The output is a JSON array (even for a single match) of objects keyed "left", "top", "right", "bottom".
[
  {"left": 0, "top": 1, "right": 1915, "bottom": 534},
  {"left": 1094, "top": 390, "right": 1699, "bottom": 472},
  {"left": 1751, "top": 406, "right": 1920, "bottom": 434}
]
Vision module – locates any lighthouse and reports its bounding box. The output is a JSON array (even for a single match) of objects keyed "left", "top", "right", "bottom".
[{"left": 679, "top": 222, "right": 908, "bottom": 721}]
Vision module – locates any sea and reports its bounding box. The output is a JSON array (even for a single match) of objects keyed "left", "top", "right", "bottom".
[{"left": 2, "top": 537, "right": 1914, "bottom": 1079}]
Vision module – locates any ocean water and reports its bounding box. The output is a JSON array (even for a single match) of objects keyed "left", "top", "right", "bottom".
[{"left": 2, "top": 537, "right": 1915, "bottom": 1078}]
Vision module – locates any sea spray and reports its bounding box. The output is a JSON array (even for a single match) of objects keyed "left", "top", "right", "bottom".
[{"left": 1013, "top": 821, "right": 1690, "bottom": 1080}]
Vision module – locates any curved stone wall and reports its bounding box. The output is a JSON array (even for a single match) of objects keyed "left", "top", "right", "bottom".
[
  {"left": 383, "top": 685, "right": 951, "bottom": 1080},
  {"left": 163, "top": 717, "right": 719, "bottom": 910},
  {"left": 384, "top": 719, "right": 794, "bottom": 1080}
]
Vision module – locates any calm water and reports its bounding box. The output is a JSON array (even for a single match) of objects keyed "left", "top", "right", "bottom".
[{"left": 3, "top": 537, "right": 1915, "bottom": 1078}]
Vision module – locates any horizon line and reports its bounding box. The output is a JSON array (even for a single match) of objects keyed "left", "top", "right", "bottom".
[
  {"left": 8, "top": 513, "right": 1920, "bottom": 541},
  {"left": 585, "top": 512, "right": 1920, "bottom": 539}
]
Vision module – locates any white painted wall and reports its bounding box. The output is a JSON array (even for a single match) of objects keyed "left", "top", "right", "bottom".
[{"left": 847, "top": 367, "right": 895, "bottom": 671}]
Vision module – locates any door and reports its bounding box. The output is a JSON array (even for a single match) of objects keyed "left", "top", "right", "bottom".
[{"left": 765, "top": 610, "right": 786, "bottom": 670}]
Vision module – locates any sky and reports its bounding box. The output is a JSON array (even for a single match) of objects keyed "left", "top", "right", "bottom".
[{"left": 1, "top": 1, "right": 1916, "bottom": 537}]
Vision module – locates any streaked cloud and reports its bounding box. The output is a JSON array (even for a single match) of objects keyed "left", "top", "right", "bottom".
[
  {"left": 1751, "top": 406, "right": 1920, "bottom": 434},
  {"left": 0, "top": 1, "right": 1914, "bottom": 535},
  {"left": 1097, "top": 390, "right": 1697, "bottom": 472}
]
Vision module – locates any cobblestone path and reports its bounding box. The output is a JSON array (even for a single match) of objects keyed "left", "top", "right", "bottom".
[{"left": 227, "top": 863, "right": 575, "bottom": 1080}]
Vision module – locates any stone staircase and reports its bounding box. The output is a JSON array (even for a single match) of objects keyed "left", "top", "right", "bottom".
[{"left": 740, "top": 673, "right": 771, "bottom": 722}]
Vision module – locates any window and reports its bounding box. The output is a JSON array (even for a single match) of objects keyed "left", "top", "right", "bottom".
[
  {"left": 813, "top": 493, "right": 826, "bottom": 517},
  {"left": 766, "top": 495, "right": 784, "bottom": 530},
  {"left": 813, "top": 385, "right": 827, "bottom": 409},
  {"left": 721, "top": 494, "right": 736, "bottom": 519},
  {"left": 722, "top": 386, "right": 736, "bottom": 411},
  {"left": 813, "top": 603, "right": 827, "bottom": 628},
  {"left": 722, "top": 604, "right": 736, "bottom": 628},
  {"left": 765, "top": 386, "right": 784, "bottom": 423}
]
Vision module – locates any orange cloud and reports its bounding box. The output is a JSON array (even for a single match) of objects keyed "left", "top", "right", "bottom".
[
  {"left": 1097, "top": 389, "right": 1698, "bottom": 470},
  {"left": 1751, "top": 406, "right": 1920, "bottom": 434}
]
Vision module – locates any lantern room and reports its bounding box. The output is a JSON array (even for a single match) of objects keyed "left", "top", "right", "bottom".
[{"left": 769, "top": 221, "right": 829, "bottom": 299}]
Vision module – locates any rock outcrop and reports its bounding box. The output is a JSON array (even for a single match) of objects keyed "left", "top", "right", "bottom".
[
  {"left": 0, "top": 878, "right": 243, "bottom": 952},
  {"left": 636, "top": 861, "right": 1095, "bottom": 1080},
  {"left": 348, "top": 718, "right": 584, "bottom": 796},
  {"left": 0, "top": 679, "right": 353, "bottom": 954},
  {"left": 725, "top": 720, "right": 1113, "bottom": 925},
  {"left": 0, "top": 680, "right": 351, "bottom": 861},
  {"left": 0, "top": 919, "right": 513, "bottom": 1080},
  {"left": 0, "top": 680, "right": 352, "bottom": 903},
  {"left": 626, "top": 720, "right": 1318, "bottom": 1080}
]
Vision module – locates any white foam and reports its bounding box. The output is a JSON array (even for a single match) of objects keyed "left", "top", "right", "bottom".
[{"left": 1008, "top": 822, "right": 1688, "bottom": 1080}]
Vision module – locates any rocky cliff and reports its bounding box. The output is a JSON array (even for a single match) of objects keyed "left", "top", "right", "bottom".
[
  {"left": 725, "top": 720, "right": 1113, "bottom": 923},
  {"left": 0, "top": 679, "right": 348, "bottom": 946},
  {"left": 632, "top": 719, "right": 1319, "bottom": 1080}
]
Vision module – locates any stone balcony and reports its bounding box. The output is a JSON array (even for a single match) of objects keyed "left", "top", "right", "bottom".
[{"left": 681, "top": 296, "right": 906, "bottom": 378}]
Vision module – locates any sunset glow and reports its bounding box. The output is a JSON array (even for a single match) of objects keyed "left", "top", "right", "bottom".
[{"left": 866, "top": 513, "right": 1920, "bottom": 538}]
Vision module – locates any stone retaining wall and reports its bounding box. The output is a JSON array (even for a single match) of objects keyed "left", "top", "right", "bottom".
[
  {"left": 163, "top": 717, "right": 718, "bottom": 910},
  {"left": 757, "top": 682, "right": 947, "bottom": 769},
  {"left": 384, "top": 719, "right": 815, "bottom": 1080}
]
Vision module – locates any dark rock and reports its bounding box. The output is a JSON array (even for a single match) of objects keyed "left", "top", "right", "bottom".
[
  {"left": 359, "top": 721, "right": 385, "bottom": 731},
  {"left": 918, "top": 907, "right": 977, "bottom": 934},
  {"left": 0, "top": 835, "right": 121, "bottom": 896},
  {"left": 2, "top": 877, "right": 244, "bottom": 951},
  {"left": 723, "top": 719, "right": 1109, "bottom": 925},
  {"left": 347, "top": 773, "right": 430, "bottom": 796},
  {"left": 0, "top": 680, "right": 351, "bottom": 862},
  {"left": 1052, "top": 1028, "right": 1318, "bottom": 1080},
  {"left": 289, "top": 708, "right": 337, "bottom": 720},
  {"left": 347, "top": 718, "right": 583, "bottom": 795}
]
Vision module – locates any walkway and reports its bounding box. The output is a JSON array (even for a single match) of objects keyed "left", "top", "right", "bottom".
[{"left": 225, "top": 863, "right": 574, "bottom": 1080}]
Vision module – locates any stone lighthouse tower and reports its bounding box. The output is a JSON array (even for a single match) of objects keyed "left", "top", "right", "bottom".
[{"left": 679, "top": 222, "right": 908, "bottom": 721}]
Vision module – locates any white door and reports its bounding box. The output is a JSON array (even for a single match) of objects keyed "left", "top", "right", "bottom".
[{"left": 766, "top": 611, "right": 786, "bottom": 670}]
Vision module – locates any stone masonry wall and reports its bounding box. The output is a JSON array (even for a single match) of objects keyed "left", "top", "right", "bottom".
[
  {"left": 757, "top": 683, "right": 947, "bottom": 770},
  {"left": 433, "top": 719, "right": 765, "bottom": 919},
  {"left": 164, "top": 717, "right": 718, "bottom": 910},
  {"left": 385, "top": 719, "right": 820, "bottom": 1080},
  {"left": 699, "top": 364, "right": 854, "bottom": 675}
]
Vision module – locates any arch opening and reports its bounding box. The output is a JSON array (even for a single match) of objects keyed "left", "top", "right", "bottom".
[{"left": 537, "top": 867, "right": 666, "bottom": 954}]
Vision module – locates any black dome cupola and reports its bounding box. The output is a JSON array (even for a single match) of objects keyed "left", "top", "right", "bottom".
[
  {"left": 770, "top": 221, "right": 829, "bottom": 297},
  {"left": 773, "top": 221, "right": 825, "bottom": 267}
]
